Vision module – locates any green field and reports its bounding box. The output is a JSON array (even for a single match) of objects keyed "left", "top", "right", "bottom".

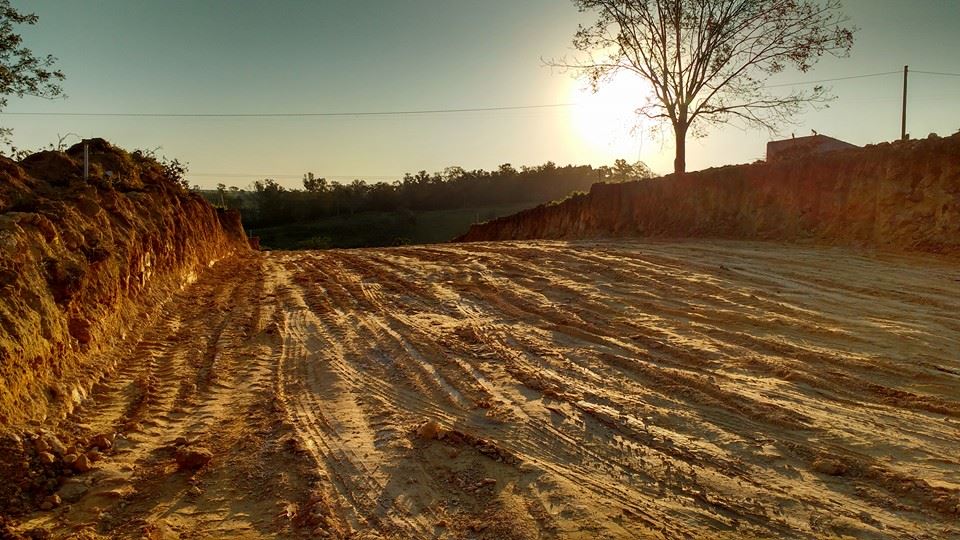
[{"left": 248, "top": 202, "right": 535, "bottom": 250}]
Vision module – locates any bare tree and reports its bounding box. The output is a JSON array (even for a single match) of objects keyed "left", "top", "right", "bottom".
[{"left": 556, "top": 0, "right": 855, "bottom": 173}]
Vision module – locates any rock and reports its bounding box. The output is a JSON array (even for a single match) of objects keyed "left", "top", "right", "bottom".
[
  {"left": 472, "top": 477, "right": 497, "bottom": 491},
  {"left": 37, "top": 451, "right": 56, "bottom": 465},
  {"left": 175, "top": 446, "right": 213, "bottom": 470},
  {"left": 34, "top": 438, "right": 50, "bottom": 454},
  {"left": 90, "top": 433, "right": 113, "bottom": 451},
  {"left": 45, "top": 436, "right": 68, "bottom": 457},
  {"left": 416, "top": 420, "right": 443, "bottom": 440},
  {"left": 812, "top": 457, "right": 847, "bottom": 476},
  {"left": 40, "top": 494, "right": 61, "bottom": 510},
  {"left": 435, "top": 519, "right": 447, "bottom": 528},
  {"left": 72, "top": 454, "right": 92, "bottom": 473},
  {"left": 85, "top": 449, "right": 101, "bottom": 462},
  {"left": 188, "top": 486, "right": 202, "bottom": 497},
  {"left": 62, "top": 453, "right": 78, "bottom": 465},
  {"left": 173, "top": 436, "right": 188, "bottom": 446},
  {"left": 57, "top": 478, "right": 89, "bottom": 503}
]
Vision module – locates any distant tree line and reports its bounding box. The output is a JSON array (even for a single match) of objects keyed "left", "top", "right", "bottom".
[{"left": 207, "top": 159, "right": 652, "bottom": 229}]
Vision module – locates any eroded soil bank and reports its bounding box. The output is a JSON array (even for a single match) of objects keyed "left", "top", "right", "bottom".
[
  {"left": 0, "top": 140, "right": 249, "bottom": 524},
  {"left": 457, "top": 133, "right": 960, "bottom": 254},
  {"left": 0, "top": 140, "right": 249, "bottom": 429},
  {"left": 4, "top": 241, "right": 959, "bottom": 539}
]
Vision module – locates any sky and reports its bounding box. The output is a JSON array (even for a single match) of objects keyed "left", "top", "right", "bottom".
[{"left": 4, "top": 0, "right": 960, "bottom": 189}]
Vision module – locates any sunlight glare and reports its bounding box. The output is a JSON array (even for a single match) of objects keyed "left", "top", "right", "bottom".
[{"left": 570, "top": 71, "right": 652, "bottom": 160}]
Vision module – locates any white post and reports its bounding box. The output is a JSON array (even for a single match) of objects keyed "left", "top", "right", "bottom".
[{"left": 83, "top": 142, "right": 89, "bottom": 180}]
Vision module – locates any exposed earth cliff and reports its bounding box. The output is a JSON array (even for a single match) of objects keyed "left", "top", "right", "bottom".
[
  {"left": 457, "top": 133, "right": 960, "bottom": 253},
  {"left": 0, "top": 138, "right": 248, "bottom": 469}
]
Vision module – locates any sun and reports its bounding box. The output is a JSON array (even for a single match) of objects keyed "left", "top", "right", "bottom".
[{"left": 569, "top": 71, "right": 652, "bottom": 159}]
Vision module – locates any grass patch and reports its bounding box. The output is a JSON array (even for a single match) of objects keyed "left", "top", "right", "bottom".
[{"left": 250, "top": 203, "right": 534, "bottom": 250}]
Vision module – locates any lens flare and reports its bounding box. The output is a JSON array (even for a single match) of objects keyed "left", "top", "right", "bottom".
[{"left": 570, "top": 72, "right": 651, "bottom": 159}]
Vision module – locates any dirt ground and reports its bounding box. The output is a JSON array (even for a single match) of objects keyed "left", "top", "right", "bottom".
[{"left": 15, "top": 240, "right": 960, "bottom": 539}]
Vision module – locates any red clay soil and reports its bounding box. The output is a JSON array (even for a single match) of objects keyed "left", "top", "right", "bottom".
[
  {"left": 0, "top": 139, "right": 248, "bottom": 432},
  {"left": 457, "top": 133, "right": 960, "bottom": 254}
]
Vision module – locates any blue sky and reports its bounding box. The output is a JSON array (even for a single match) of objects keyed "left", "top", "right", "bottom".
[{"left": 5, "top": 0, "right": 960, "bottom": 188}]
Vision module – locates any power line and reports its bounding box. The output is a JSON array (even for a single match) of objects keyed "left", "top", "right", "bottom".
[
  {"left": 0, "top": 69, "right": 950, "bottom": 120},
  {"left": 762, "top": 70, "right": 900, "bottom": 88},
  {"left": 913, "top": 70, "right": 960, "bottom": 78},
  {"left": 0, "top": 103, "right": 575, "bottom": 118}
]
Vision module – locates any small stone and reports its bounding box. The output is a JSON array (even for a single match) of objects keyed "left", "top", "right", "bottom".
[
  {"left": 41, "top": 494, "right": 61, "bottom": 510},
  {"left": 85, "top": 449, "right": 101, "bottom": 462},
  {"left": 46, "top": 436, "right": 67, "bottom": 457},
  {"left": 173, "top": 436, "right": 188, "bottom": 446},
  {"left": 34, "top": 438, "right": 50, "bottom": 454},
  {"left": 188, "top": 486, "right": 202, "bottom": 497},
  {"left": 63, "top": 453, "right": 78, "bottom": 465},
  {"left": 37, "top": 451, "right": 56, "bottom": 465},
  {"left": 416, "top": 420, "right": 443, "bottom": 440},
  {"left": 57, "top": 479, "right": 89, "bottom": 503},
  {"left": 175, "top": 447, "right": 213, "bottom": 470},
  {"left": 435, "top": 519, "right": 447, "bottom": 527},
  {"left": 72, "top": 454, "right": 92, "bottom": 473},
  {"left": 90, "top": 434, "right": 113, "bottom": 451},
  {"left": 473, "top": 477, "right": 497, "bottom": 491},
  {"left": 812, "top": 457, "right": 847, "bottom": 476}
]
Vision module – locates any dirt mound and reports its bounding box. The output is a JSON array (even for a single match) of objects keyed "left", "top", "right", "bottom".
[
  {"left": 0, "top": 140, "right": 248, "bottom": 432},
  {"left": 457, "top": 133, "right": 960, "bottom": 253}
]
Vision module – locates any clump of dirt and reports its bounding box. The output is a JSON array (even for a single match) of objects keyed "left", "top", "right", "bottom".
[
  {"left": 0, "top": 139, "right": 248, "bottom": 432},
  {"left": 0, "top": 428, "right": 117, "bottom": 518},
  {"left": 457, "top": 132, "right": 960, "bottom": 254}
]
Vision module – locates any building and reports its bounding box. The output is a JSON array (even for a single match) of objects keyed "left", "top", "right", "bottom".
[{"left": 766, "top": 134, "right": 858, "bottom": 162}]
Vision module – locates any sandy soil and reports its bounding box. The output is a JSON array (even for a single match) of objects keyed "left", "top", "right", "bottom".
[{"left": 16, "top": 240, "right": 960, "bottom": 539}]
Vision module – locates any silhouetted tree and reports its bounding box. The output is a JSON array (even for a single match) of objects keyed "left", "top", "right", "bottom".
[
  {"left": 558, "top": 0, "right": 855, "bottom": 173},
  {"left": 0, "top": 0, "right": 65, "bottom": 149},
  {"left": 303, "top": 172, "right": 327, "bottom": 193},
  {"left": 216, "top": 161, "right": 651, "bottom": 231},
  {"left": 252, "top": 179, "right": 289, "bottom": 226},
  {"left": 604, "top": 159, "right": 654, "bottom": 182}
]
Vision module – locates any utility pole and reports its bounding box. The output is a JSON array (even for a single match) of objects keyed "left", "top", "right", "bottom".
[
  {"left": 83, "top": 141, "right": 89, "bottom": 180},
  {"left": 901, "top": 65, "right": 909, "bottom": 140}
]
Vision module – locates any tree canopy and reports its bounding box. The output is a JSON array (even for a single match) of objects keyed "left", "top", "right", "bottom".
[
  {"left": 0, "top": 0, "right": 65, "bottom": 148},
  {"left": 561, "top": 0, "right": 855, "bottom": 173}
]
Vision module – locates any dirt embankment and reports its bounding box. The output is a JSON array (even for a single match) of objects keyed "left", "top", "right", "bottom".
[
  {"left": 457, "top": 133, "right": 960, "bottom": 253},
  {"left": 0, "top": 139, "right": 248, "bottom": 432}
]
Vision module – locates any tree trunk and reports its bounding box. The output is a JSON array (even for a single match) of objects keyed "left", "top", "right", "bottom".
[{"left": 673, "top": 122, "right": 688, "bottom": 174}]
